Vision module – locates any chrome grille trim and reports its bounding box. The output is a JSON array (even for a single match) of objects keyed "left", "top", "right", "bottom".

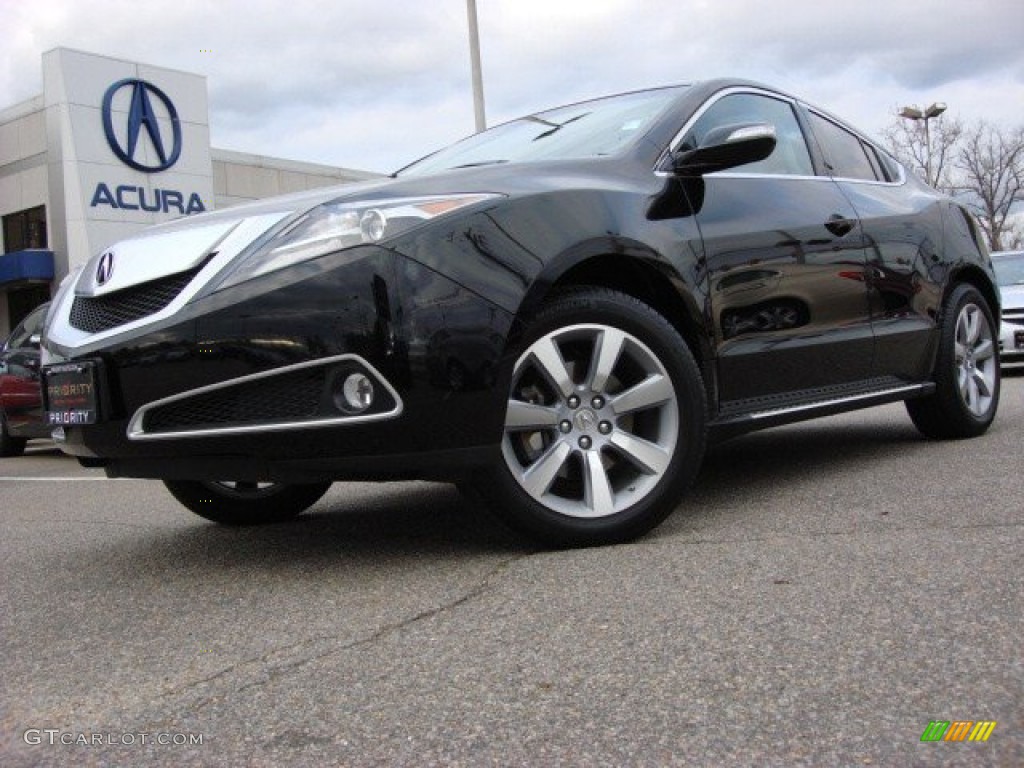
[{"left": 126, "top": 354, "right": 403, "bottom": 441}]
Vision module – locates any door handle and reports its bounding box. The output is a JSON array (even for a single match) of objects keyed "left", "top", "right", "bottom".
[{"left": 824, "top": 214, "right": 855, "bottom": 237}]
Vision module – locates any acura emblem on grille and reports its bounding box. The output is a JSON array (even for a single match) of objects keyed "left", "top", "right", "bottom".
[{"left": 96, "top": 252, "right": 115, "bottom": 286}]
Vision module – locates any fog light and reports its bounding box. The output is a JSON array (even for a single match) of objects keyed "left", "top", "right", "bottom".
[{"left": 341, "top": 373, "right": 375, "bottom": 413}]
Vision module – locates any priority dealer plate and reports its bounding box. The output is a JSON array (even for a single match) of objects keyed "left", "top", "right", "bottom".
[{"left": 44, "top": 361, "right": 100, "bottom": 426}]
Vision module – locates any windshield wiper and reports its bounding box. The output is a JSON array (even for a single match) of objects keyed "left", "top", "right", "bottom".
[
  {"left": 522, "top": 112, "right": 590, "bottom": 141},
  {"left": 449, "top": 160, "right": 509, "bottom": 169}
]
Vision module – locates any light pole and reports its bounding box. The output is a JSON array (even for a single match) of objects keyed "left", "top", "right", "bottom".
[
  {"left": 899, "top": 102, "right": 946, "bottom": 186},
  {"left": 466, "top": 0, "right": 486, "bottom": 133}
]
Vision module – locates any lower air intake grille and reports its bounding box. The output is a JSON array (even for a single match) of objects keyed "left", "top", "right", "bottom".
[
  {"left": 143, "top": 368, "right": 328, "bottom": 433},
  {"left": 70, "top": 267, "right": 202, "bottom": 334}
]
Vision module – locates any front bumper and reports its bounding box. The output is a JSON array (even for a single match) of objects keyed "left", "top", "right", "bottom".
[
  {"left": 999, "top": 312, "right": 1024, "bottom": 362},
  {"left": 46, "top": 245, "right": 513, "bottom": 481}
]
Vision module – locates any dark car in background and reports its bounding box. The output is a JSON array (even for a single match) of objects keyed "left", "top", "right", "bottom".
[
  {"left": 1, "top": 302, "right": 51, "bottom": 456},
  {"left": 992, "top": 250, "right": 1024, "bottom": 364},
  {"left": 42, "top": 80, "right": 1001, "bottom": 546}
]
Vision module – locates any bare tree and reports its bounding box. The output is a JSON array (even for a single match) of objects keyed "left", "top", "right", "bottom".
[
  {"left": 882, "top": 114, "right": 1024, "bottom": 251},
  {"left": 882, "top": 112, "right": 962, "bottom": 191},
  {"left": 955, "top": 122, "right": 1024, "bottom": 252}
]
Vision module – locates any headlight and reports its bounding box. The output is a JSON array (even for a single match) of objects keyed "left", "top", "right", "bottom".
[{"left": 214, "top": 193, "right": 498, "bottom": 290}]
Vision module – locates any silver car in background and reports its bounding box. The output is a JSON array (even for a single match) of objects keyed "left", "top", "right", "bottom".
[{"left": 993, "top": 250, "right": 1024, "bottom": 365}]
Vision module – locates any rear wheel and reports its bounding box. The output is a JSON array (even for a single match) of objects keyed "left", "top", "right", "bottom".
[
  {"left": 0, "top": 411, "right": 27, "bottom": 457},
  {"left": 906, "top": 283, "right": 1000, "bottom": 438},
  {"left": 163, "top": 479, "right": 331, "bottom": 525},
  {"left": 471, "top": 287, "right": 707, "bottom": 547}
]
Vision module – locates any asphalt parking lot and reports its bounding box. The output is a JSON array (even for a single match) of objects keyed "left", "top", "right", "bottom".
[{"left": 2, "top": 371, "right": 1021, "bottom": 767}]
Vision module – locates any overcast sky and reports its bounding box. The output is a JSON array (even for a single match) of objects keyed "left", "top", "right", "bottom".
[{"left": 3, "top": 0, "right": 1022, "bottom": 174}]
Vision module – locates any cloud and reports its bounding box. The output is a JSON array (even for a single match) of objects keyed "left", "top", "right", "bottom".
[{"left": 2, "top": 0, "right": 1022, "bottom": 172}]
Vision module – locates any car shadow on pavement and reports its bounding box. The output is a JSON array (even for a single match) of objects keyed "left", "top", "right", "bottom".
[
  {"left": 155, "top": 480, "right": 532, "bottom": 566},
  {"left": 652, "top": 414, "right": 958, "bottom": 538},
  {"left": 53, "top": 400, "right": 1011, "bottom": 571}
]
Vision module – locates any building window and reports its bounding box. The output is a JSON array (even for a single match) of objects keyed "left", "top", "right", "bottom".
[{"left": 2, "top": 206, "right": 48, "bottom": 252}]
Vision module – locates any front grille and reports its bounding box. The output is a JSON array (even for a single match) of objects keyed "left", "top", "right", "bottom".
[
  {"left": 143, "top": 368, "right": 329, "bottom": 433},
  {"left": 70, "top": 267, "right": 202, "bottom": 334}
]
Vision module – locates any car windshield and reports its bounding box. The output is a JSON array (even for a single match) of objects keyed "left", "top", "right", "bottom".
[
  {"left": 993, "top": 252, "right": 1024, "bottom": 286},
  {"left": 398, "top": 87, "right": 686, "bottom": 176}
]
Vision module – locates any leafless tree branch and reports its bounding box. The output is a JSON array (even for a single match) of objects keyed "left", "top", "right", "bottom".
[{"left": 882, "top": 114, "right": 1024, "bottom": 251}]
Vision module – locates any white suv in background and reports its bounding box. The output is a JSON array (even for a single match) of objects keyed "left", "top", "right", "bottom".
[{"left": 993, "top": 250, "right": 1024, "bottom": 365}]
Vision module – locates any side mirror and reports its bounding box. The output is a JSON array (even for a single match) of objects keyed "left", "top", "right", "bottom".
[
  {"left": 671, "top": 123, "right": 777, "bottom": 177},
  {"left": 29, "top": 333, "right": 42, "bottom": 349}
]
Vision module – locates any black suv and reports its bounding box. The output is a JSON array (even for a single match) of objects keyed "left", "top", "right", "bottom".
[{"left": 42, "top": 81, "right": 1000, "bottom": 545}]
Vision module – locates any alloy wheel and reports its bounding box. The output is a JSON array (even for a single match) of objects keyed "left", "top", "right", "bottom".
[
  {"left": 501, "top": 323, "right": 679, "bottom": 519},
  {"left": 954, "top": 302, "right": 997, "bottom": 417}
]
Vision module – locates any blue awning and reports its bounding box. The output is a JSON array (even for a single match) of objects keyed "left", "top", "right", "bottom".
[{"left": 0, "top": 249, "right": 55, "bottom": 285}]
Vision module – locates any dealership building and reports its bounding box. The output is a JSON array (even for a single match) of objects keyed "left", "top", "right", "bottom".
[{"left": 0, "top": 47, "right": 378, "bottom": 338}]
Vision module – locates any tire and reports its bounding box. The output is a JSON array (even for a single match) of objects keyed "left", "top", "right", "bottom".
[
  {"left": 471, "top": 286, "right": 707, "bottom": 547},
  {"left": 0, "top": 411, "right": 27, "bottom": 458},
  {"left": 906, "top": 283, "right": 1000, "bottom": 439},
  {"left": 163, "top": 479, "right": 332, "bottom": 525}
]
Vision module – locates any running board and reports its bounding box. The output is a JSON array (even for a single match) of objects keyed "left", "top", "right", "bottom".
[{"left": 709, "top": 381, "right": 935, "bottom": 443}]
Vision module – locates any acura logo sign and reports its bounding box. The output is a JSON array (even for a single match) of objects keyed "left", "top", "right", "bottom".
[
  {"left": 96, "top": 251, "right": 115, "bottom": 286},
  {"left": 101, "top": 78, "right": 182, "bottom": 173}
]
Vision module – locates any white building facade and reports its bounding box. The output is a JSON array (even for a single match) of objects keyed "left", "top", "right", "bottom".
[{"left": 0, "top": 48, "right": 377, "bottom": 337}]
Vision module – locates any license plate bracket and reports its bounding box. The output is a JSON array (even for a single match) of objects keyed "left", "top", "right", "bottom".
[{"left": 43, "top": 360, "right": 102, "bottom": 426}]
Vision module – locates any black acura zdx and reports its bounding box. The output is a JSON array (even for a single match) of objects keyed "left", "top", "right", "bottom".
[{"left": 42, "top": 80, "right": 1001, "bottom": 546}]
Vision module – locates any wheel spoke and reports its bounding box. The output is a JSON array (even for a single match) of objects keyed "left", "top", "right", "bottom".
[
  {"left": 973, "top": 338, "right": 994, "bottom": 362},
  {"left": 609, "top": 432, "right": 670, "bottom": 475},
  {"left": 521, "top": 440, "right": 572, "bottom": 497},
  {"left": 531, "top": 336, "right": 575, "bottom": 399},
  {"left": 506, "top": 399, "right": 560, "bottom": 430},
  {"left": 583, "top": 451, "right": 615, "bottom": 517},
  {"left": 611, "top": 374, "right": 674, "bottom": 416},
  {"left": 965, "top": 308, "right": 980, "bottom": 345},
  {"left": 966, "top": 375, "right": 980, "bottom": 411},
  {"left": 588, "top": 327, "right": 626, "bottom": 393},
  {"left": 971, "top": 368, "right": 993, "bottom": 399}
]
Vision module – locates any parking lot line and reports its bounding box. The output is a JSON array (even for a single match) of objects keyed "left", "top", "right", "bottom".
[{"left": 0, "top": 476, "right": 108, "bottom": 481}]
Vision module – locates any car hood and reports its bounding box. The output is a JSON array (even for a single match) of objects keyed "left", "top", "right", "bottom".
[{"left": 71, "top": 158, "right": 635, "bottom": 299}]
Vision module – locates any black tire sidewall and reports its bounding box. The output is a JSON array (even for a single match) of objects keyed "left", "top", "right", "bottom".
[
  {"left": 908, "top": 283, "right": 1000, "bottom": 439},
  {"left": 937, "top": 285, "right": 1000, "bottom": 427}
]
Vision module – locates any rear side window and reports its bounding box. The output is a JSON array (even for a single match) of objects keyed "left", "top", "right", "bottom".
[
  {"left": 875, "top": 148, "right": 902, "bottom": 182},
  {"left": 807, "top": 112, "right": 879, "bottom": 181},
  {"left": 682, "top": 93, "right": 814, "bottom": 176}
]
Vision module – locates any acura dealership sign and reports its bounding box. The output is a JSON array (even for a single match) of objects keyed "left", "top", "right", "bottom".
[
  {"left": 90, "top": 76, "right": 206, "bottom": 215},
  {"left": 42, "top": 48, "right": 214, "bottom": 274}
]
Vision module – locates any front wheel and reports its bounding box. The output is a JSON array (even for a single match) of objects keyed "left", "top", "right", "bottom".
[
  {"left": 471, "top": 287, "right": 707, "bottom": 547},
  {"left": 906, "top": 283, "right": 1000, "bottom": 439},
  {"left": 163, "top": 480, "right": 332, "bottom": 525}
]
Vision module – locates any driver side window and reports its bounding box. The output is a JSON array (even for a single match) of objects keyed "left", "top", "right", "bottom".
[{"left": 683, "top": 93, "right": 814, "bottom": 176}]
